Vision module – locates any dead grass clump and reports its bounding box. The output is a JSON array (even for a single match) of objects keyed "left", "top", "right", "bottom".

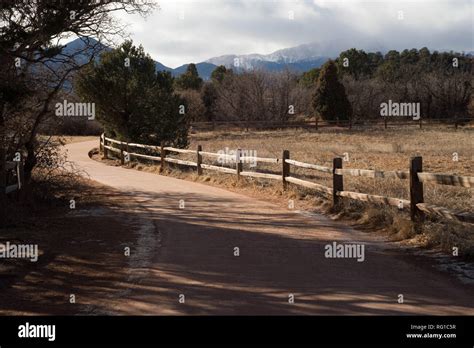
[
  {"left": 387, "top": 215, "right": 416, "bottom": 240},
  {"left": 422, "top": 222, "right": 474, "bottom": 259},
  {"left": 358, "top": 206, "right": 394, "bottom": 228}
]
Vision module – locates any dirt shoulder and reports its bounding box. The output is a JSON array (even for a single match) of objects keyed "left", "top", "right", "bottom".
[{"left": 0, "top": 179, "right": 156, "bottom": 315}]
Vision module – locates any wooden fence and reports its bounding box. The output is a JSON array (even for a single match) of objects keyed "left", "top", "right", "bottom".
[{"left": 100, "top": 134, "right": 474, "bottom": 224}]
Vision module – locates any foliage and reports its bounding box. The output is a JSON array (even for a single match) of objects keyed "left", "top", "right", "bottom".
[
  {"left": 76, "top": 41, "right": 188, "bottom": 147},
  {"left": 175, "top": 63, "right": 203, "bottom": 91},
  {"left": 313, "top": 60, "right": 352, "bottom": 121}
]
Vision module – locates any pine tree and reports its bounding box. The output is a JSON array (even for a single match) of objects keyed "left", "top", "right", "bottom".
[
  {"left": 175, "top": 63, "right": 203, "bottom": 90},
  {"left": 313, "top": 60, "right": 352, "bottom": 122},
  {"left": 76, "top": 40, "right": 188, "bottom": 147}
]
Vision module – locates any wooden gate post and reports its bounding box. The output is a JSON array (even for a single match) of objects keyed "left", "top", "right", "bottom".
[
  {"left": 99, "top": 134, "right": 103, "bottom": 155},
  {"left": 333, "top": 158, "right": 343, "bottom": 207},
  {"left": 120, "top": 142, "right": 125, "bottom": 165},
  {"left": 410, "top": 156, "right": 424, "bottom": 222},
  {"left": 282, "top": 150, "right": 290, "bottom": 190},
  {"left": 197, "top": 145, "right": 203, "bottom": 175},
  {"left": 103, "top": 136, "right": 108, "bottom": 159},
  {"left": 160, "top": 141, "right": 167, "bottom": 173},
  {"left": 125, "top": 142, "right": 130, "bottom": 166},
  {"left": 236, "top": 149, "right": 242, "bottom": 181}
]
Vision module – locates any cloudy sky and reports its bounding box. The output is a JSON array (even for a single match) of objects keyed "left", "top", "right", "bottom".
[{"left": 113, "top": 0, "right": 473, "bottom": 68}]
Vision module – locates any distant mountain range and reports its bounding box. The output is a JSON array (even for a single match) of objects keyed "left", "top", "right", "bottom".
[
  {"left": 149, "top": 41, "right": 334, "bottom": 78},
  {"left": 60, "top": 37, "right": 473, "bottom": 80},
  {"left": 205, "top": 42, "right": 336, "bottom": 72},
  {"left": 61, "top": 37, "right": 332, "bottom": 79}
]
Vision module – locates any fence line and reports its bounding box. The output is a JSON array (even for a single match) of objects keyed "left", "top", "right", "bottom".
[
  {"left": 190, "top": 117, "right": 474, "bottom": 131},
  {"left": 100, "top": 134, "right": 474, "bottom": 224}
]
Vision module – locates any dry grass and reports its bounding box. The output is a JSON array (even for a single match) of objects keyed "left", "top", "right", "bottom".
[{"left": 188, "top": 127, "right": 473, "bottom": 211}]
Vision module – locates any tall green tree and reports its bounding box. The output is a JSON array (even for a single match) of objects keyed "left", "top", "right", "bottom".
[
  {"left": 299, "top": 67, "right": 320, "bottom": 88},
  {"left": 76, "top": 40, "right": 188, "bottom": 147},
  {"left": 201, "top": 82, "right": 218, "bottom": 122},
  {"left": 210, "top": 65, "right": 229, "bottom": 83},
  {"left": 336, "top": 48, "right": 371, "bottom": 80},
  {"left": 175, "top": 63, "right": 203, "bottom": 90},
  {"left": 313, "top": 60, "right": 352, "bottom": 122}
]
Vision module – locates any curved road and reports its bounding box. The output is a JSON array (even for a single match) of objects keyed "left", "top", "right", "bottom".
[{"left": 66, "top": 140, "right": 474, "bottom": 315}]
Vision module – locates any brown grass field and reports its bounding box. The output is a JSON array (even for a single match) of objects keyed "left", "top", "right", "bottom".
[{"left": 189, "top": 126, "right": 473, "bottom": 210}]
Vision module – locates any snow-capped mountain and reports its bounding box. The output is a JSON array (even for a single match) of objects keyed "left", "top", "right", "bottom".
[
  {"left": 59, "top": 38, "right": 334, "bottom": 79},
  {"left": 204, "top": 42, "right": 343, "bottom": 74}
]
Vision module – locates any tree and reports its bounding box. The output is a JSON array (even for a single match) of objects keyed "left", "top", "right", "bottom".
[
  {"left": 336, "top": 48, "right": 371, "bottom": 80},
  {"left": 211, "top": 65, "right": 229, "bottom": 83},
  {"left": 313, "top": 60, "right": 352, "bottom": 122},
  {"left": 201, "top": 82, "right": 218, "bottom": 123},
  {"left": 76, "top": 40, "right": 188, "bottom": 147},
  {"left": 299, "top": 68, "right": 320, "bottom": 88},
  {"left": 175, "top": 63, "right": 203, "bottom": 90},
  {"left": 0, "top": 0, "right": 154, "bottom": 225}
]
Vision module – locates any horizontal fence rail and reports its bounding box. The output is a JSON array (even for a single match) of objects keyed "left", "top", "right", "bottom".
[
  {"left": 285, "top": 176, "right": 333, "bottom": 195},
  {"left": 337, "top": 191, "right": 410, "bottom": 209},
  {"left": 285, "top": 159, "right": 332, "bottom": 173},
  {"left": 417, "top": 173, "right": 474, "bottom": 187},
  {"left": 335, "top": 168, "right": 410, "bottom": 179},
  {"left": 100, "top": 134, "right": 474, "bottom": 225}
]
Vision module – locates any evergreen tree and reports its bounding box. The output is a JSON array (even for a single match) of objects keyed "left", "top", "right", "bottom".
[
  {"left": 76, "top": 40, "right": 188, "bottom": 147},
  {"left": 313, "top": 60, "right": 352, "bottom": 122},
  {"left": 210, "top": 65, "right": 229, "bottom": 83},
  {"left": 175, "top": 63, "right": 203, "bottom": 90},
  {"left": 201, "top": 82, "right": 218, "bottom": 122}
]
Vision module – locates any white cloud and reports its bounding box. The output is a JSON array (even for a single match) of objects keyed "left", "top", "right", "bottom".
[{"left": 112, "top": 0, "right": 473, "bottom": 68}]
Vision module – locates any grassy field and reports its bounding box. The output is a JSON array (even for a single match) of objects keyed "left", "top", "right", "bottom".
[{"left": 188, "top": 127, "right": 473, "bottom": 210}]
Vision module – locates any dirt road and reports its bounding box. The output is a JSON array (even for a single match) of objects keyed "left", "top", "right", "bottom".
[{"left": 63, "top": 140, "right": 473, "bottom": 315}]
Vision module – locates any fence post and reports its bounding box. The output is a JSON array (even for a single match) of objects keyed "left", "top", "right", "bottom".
[
  {"left": 197, "top": 145, "right": 203, "bottom": 175},
  {"left": 120, "top": 142, "right": 125, "bottom": 165},
  {"left": 282, "top": 150, "right": 290, "bottom": 190},
  {"left": 410, "top": 156, "right": 424, "bottom": 222},
  {"left": 125, "top": 142, "right": 130, "bottom": 166},
  {"left": 160, "top": 141, "right": 167, "bottom": 173},
  {"left": 99, "top": 134, "right": 103, "bottom": 155},
  {"left": 236, "top": 149, "right": 242, "bottom": 181},
  {"left": 419, "top": 119, "right": 422, "bottom": 129},
  {"left": 103, "top": 135, "right": 108, "bottom": 159},
  {"left": 333, "top": 158, "right": 343, "bottom": 207}
]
